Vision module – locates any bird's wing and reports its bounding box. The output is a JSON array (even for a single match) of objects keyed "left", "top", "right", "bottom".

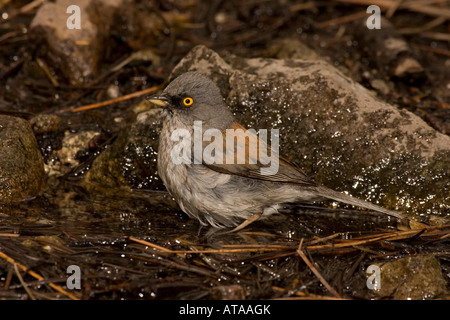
[{"left": 200, "top": 123, "right": 317, "bottom": 187}]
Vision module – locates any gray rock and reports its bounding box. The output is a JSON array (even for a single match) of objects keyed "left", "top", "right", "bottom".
[
  {"left": 265, "top": 37, "right": 322, "bottom": 61},
  {"left": 0, "top": 116, "right": 46, "bottom": 204},
  {"left": 168, "top": 45, "right": 450, "bottom": 220}
]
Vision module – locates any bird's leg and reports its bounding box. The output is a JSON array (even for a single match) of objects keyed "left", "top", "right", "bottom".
[{"left": 229, "top": 212, "right": 262, "bottom": 232}]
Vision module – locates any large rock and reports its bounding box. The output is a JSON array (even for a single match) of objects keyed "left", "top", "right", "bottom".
[
  {"left": 0, "top": 116, "right": 46, "bottom": 204},
  {"left": 167, "top": 45, "right": 450, "bottom": 220},
  {"left": 30, "top": 0, "right": 123, "bottom": 85}
]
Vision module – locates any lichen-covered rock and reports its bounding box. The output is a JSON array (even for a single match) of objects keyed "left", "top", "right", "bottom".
[
  {"left": 29, "top": 114, "right": 61, "bottom": 135},
  {"left": 167, "top": 45, "right": 450, "bottom": 220},
  {"left": 0, "top": 116, "right": 46, "bottom": 204},
  {"left": 83, "top": 106, "right": 163, "bottom": 192},
  {"left": 374, "top": 255, "right": 448, "bottom": 299}
]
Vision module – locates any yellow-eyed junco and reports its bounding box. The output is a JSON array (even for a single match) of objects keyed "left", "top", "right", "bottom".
[{"left": 149, "top": 72, "right": 405, "bottom": 231}]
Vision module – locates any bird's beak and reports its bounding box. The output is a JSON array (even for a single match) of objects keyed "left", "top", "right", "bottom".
[{"left": 147, "top": 93, "right": 170, "bottom": 107}]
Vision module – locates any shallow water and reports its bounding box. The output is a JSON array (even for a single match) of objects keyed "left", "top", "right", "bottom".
[{"left": 0, "top": 178, "right": 402, "bottom": 299}]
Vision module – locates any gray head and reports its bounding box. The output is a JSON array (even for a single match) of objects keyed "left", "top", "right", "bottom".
[{"left": 148, "top": 72, "right": 235, "bottom": 130}]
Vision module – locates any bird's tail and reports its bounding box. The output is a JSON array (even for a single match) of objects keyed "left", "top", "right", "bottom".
[{"left": 315, "top": 185, "right": 405, "bottom": 219}]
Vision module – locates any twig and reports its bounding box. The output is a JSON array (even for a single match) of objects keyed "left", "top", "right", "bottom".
[
  {"left": 419, "top": 32, "right": 450, "bottom": 42},
  {"left": 289, "top": 2, "right": 319, "bottom": 13},
  {"left": 0, "top": 233, "right": 20, "bottom": 237},
  {"left": 19, "top": 0, "right": 44, "bottom": 13},
  {"left": 221, "top": 244, "right": 295, "bottom": 250},
  {"left": 297, "top": 239, "right": 341, "bottom": 298},
  {"left": 386, "top": 0, "right": 404, "bottom": 18},
  {"left": 59, "top": 83, "right": 165, "bottom": 113},
  {"left": 128, "top": 236, "right": 177, "bottom": 254},
  {"left": 129, "top": 225, "right": 448, "bottom": 257},
  {"left": 416, "top": 44, "right": 450, "bottom": 57},
  {"left": 1, "top": 0, "right": 44, "bottom": 22},
  {"left": 307, "top": 233, "right": 341, "bottom": 245},
  {"left": 398, "top": 16, "right": 447, "bottom": 34},
  {"left": 14, "top": 263, "right": 36, "bottom": 300},
  {"left": 127, "top": 236, "right": 285, "bottom": 255},
  {"left": 406, "top": 4, "right": 450, "bottom": 19},
  {"left": 36, "top": 58, "right": 59, "bottom": 87},
  {"left": 316, "top": 11, "right": 368, "bottom": 28},
  {"left": 0, "top": 250, "right": 80, "bottom": 300},
  {"left": 306, "top": 229, "right": 424, "bottom": 252},
  {"left": 331, "top": 0, "right": 450, "bottom": 18}
]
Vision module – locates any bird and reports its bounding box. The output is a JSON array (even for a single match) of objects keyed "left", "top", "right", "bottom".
[{"left": 148, "top": 71, "right": 405, "bottom": 232}]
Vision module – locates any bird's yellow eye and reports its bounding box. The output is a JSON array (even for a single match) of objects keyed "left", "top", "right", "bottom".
[{"left": 183, "top": 97, "right": 193, "bottom": 106}]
